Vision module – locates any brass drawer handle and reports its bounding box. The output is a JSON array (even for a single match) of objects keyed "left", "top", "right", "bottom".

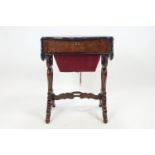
[{"left": 73, "top": 42, "right": 80, "bottom": 46}]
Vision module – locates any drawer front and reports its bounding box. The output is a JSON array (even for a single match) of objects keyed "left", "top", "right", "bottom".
[{"left": 42, "top": 39, "right": 113, "bottom": 53}]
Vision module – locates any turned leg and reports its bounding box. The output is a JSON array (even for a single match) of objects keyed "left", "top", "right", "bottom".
[
  {"left": 101, "top": 55, "right": 108, "bottom": 123},
  {"left": 102, "top": 92, "right": 108, "bottom": 123},
  {"left": 46, "top": 92, "right": 52, "bottom": 123},
  {"left": 45, "top": 55, "right": 54, "bottom": 123}
]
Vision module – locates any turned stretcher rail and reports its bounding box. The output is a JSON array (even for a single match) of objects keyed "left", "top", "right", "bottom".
[{"left": 50, "top": 92, "right": 103, "bottom": 100}]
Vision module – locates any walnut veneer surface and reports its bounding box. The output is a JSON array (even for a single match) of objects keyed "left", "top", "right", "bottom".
[{"left": 41, "top": 36, "right": 114, "bottom": 59}]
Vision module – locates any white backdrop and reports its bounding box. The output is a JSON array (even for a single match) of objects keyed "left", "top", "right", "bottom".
[{"left": 0, "top": 27, "right": 155, "bottom": 128}]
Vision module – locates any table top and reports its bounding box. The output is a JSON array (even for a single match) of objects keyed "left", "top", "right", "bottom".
[{"left": 41, "top": 36, "right": 113, "bottom": 40}]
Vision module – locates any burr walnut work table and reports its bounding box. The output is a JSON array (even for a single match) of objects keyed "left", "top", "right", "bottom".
[{"left": 41, "top": 36, "right": 114, "bottom": 124}]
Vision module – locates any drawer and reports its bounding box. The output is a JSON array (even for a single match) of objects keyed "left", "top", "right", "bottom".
[{"left": 41, "top": 37, "right": 113, "bottom": 54}]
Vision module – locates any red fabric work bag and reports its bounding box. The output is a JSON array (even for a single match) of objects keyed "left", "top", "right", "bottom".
[{"left": 54, "top": 54, "right": 100, "bottom": 72}]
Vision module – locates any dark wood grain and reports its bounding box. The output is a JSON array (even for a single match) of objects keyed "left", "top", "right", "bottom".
[{"left": 42, "top": 39, "right": 112, "bottom": 53}]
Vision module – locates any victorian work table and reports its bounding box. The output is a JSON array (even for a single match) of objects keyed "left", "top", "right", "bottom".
[{"left": 41, "top": 36, "right": 114, "bottom": 124}]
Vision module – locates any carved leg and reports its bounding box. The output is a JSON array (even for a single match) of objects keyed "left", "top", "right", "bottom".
[
  {"left": 45, "top": 55, "right": 54, "bottom": 123},
  {"left": 102, "top": 92, "right": 108, "bottom": 123},
  {"left": 46, "top": 93, "right": 52, "bottom": 123},
  {"left": 101, "top": 55, "right": 108, "bottom": 123}
]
